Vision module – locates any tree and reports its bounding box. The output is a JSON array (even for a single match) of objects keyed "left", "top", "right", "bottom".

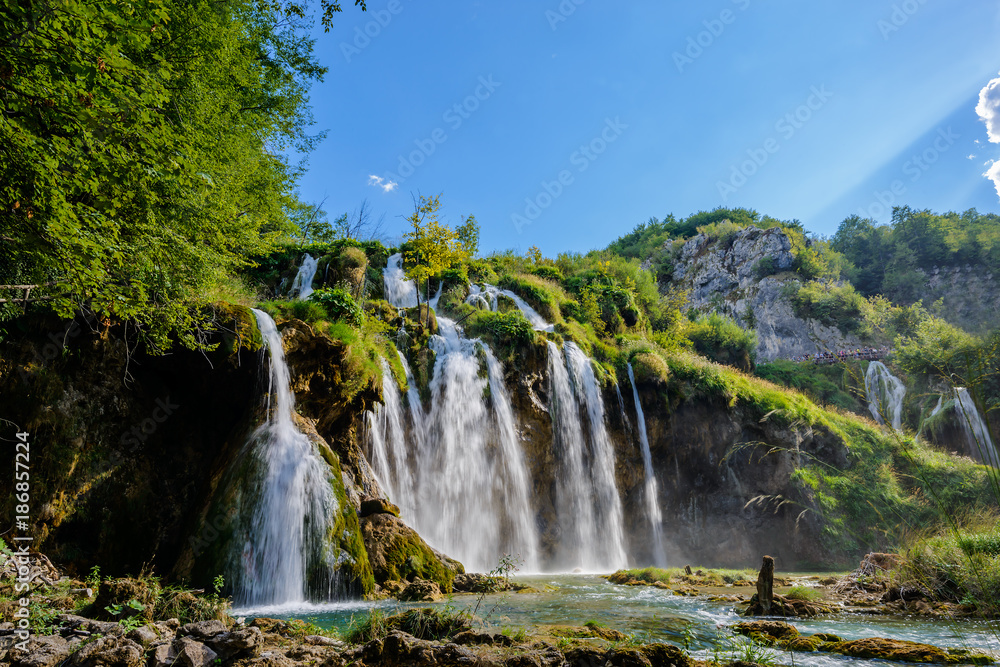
[
  {"left": 402, "top": 195, "right": 465, "bottom": 324},
  {"left": 289, "top": 197, "right": 336, "bottom": 243},
  {"left": 334, "top": 198, "right": 386, "bottom": 241},
  {"left": 0, "top": 0, "right": 331, "bottom": 349},
  {"left": 456, "top": 215, "right": 480, "bottom": 258}
]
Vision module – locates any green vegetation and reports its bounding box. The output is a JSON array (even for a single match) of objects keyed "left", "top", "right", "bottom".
[
  {"left": 606, "top": 566, "right": 756, "bottom": 587},
  {"left": 345, "top": 607, "right": 473, "bottom": 644},
  {"left": 784, "top": 585, "right": 824, "bottom": 602},
  {"left": 895, "top": 515, "right": 1000, "bottom": 614},
  {"left": 832, "top": 208, "right": 1000, "bottom": 303},
  {"left": 754, "top": 359, "right": 864, "bottom": 412},
  {"left": 687, "top": 312, "right": 758, "bottom": 372}
]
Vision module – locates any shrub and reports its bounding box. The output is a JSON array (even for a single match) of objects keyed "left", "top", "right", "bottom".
[
  {"left": 754, "top": 256, "right": 778, "bottom": 278},
  {"left": 310, "top": 287, "right": 362, "bottom": 325},
  {"left": 791, "top": 281, "right": 865, "bottom": 333},
  {"left": 686, "top": 313, "right": 757, "bottom": 371}
]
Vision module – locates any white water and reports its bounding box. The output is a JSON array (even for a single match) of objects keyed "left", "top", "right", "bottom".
[
  {"left": 627, "top": 363, "right": 666, "bottom": 567},
  {"left": 383, "top": 253, "right": 419, "bottom": 308},
  {"left": 231, "top": 310, "right": 339, "bottom": 606},
  {"left": 954, "top": 388, "right": 998, "bottom": 467},
  {"left": 365, "top": 308, "right": 540, "bottom": 571},
  {"left": 467, "top": 283, "right": 555, "bottom": 332},
  {"left": 864, "top": 361, "right": 906, "bottom": 431},
  {"left": 289, "top": 254, "right": 319, "bottom": 300},
  {"left": 548, "top": 342, "right": 628, "bottom": 571}
]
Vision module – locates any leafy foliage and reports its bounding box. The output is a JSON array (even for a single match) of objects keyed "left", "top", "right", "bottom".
[
  {"left": 310, "top": 287, "right": 362, "bottom": 325},
  {"left": 0, "top": 0, "right": 329, "bottom": 349}
]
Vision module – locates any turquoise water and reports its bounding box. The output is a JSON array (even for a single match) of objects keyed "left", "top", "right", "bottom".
[{"left": 233, "top": 574, "right": 1000, "bottom": 665}]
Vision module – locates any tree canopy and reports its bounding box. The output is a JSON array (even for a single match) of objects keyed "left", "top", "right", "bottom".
[{"left": 0, "top": 0, "right": 339, "bottom": 349}]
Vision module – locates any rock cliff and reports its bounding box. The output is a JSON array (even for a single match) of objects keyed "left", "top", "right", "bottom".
[{"left": 670, "top": 227, "right": 863, "bottom": 362}]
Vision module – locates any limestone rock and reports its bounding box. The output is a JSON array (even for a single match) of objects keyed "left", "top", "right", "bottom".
[
  {"left": 67, "top": 635, "right": 144, "bottom": 667},
  {"left": 10, "top": 635, "right": 73, "bottom": 667},
  {"left": 398, "top": 578, "right": 442, "bottom": 602},
  {"left": 359, "top": 511, "right": 463, "bottom": 592},
  {"left": 151, "top": 638, "right": 218, "bottom": 667},
  {"left": 670, "top": 226, "right": 864, "bottom": 361},
  {"left": 359, "top": 497, "right": 401, "bottom": 518}
]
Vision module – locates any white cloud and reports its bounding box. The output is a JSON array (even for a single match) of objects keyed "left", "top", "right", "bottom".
[
  {"left": 985, "top": 160, "right": 1000, "bottom": 198},
  {"left": 368, "top": 174, "right": 398, "bottom": 193},
  {"left": 976, "top": 72, "right": 1000, "bottom": 143}
]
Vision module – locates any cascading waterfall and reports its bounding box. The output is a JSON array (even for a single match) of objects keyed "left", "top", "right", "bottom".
[
  {"left": 627, "top": 363, "right": 666, "bottom": 567},
  {"left": 547, "top": 342, "right": 628, "bottom": 571},
  {"left": 229, "top": 310, "right": 339, "bottom": 607},
  {"left": 370, "top": 256, "right": 637, "bottom": 572},
  {"left": 467, "top": 283, "right": 555, "bottom": 332},
  {"left": 954, "top": 388, "right": 998, "bottom": 467},
  {"left": 865, "top": 361, "right": 906, "bottom": 431},
  {"left": 368, "top": 269, "right": 540, "bottom": 571},
  {"left": 289, "top": 254, "right": 319, "bottom": 300},
  {"left": 367, "top": 359, "right": 416, "bottom": 517},
  {"left": 383, "top": 253, "right": 419, "bottom": 307}
]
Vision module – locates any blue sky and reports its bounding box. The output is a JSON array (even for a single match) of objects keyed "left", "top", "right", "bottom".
[{"left": 294, "top": 1, "right": 1000, "bottom": 256}]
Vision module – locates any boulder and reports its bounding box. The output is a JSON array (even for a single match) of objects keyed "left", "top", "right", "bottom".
[
  {"left": 829, "top": 637, "right": 992, "bottom": 664},
  {"left": 359, "top": 497, "right": 400, "bottom": 518},
  {"left": 11, "top": 635, "right": 73, "bottom": 667},
  {"left": 178, "top": 619, "right": 228, "bottom": 640},
  {"left": 67, "top": 635, "right": 144, "bottom": 667},
  {"left": 398, "top": 579, "right": 443, "bottom": 602},
  {"left": 151, "top": 638, "right": 218, "bottom": 667},
  {"left": 359, "top": 511, "right": 463, "bottom": 593}
]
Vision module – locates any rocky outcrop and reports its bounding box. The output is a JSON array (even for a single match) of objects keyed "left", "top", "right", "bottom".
[
  {"left": 913, "top": 265, "right": 1000, "bottom": 334},
  {"left": 671, "top": 227, "right": 863, "bottom": 361},
  {"left": 359, "top": 512, "right": 464, "bottom": 594}
]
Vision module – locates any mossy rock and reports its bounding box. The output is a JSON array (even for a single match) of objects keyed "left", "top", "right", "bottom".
[
  {"left": 360, "top": 512, "right": 463, "bottom": 594},
  {"left": 829, "top": 638, "right": 993, "bottom": 664}
]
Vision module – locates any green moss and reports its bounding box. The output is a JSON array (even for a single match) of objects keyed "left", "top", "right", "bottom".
[
  {"left": 326, "top": 451, "right": 375, "bottom": 596},
  {"left": 380, "top": 531, "right": 459, "bottom": 593}
]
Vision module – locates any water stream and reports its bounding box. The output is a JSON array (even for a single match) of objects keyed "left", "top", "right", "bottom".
[
  {"left": 227, "top": 310, "right": 340, "bottom": 607},
  {"left": 954, "top": 388, "right": 998, "bottom": 467},
  {"left": 864, "top": 361, "right": 906, "bottom": 432},
  {"left": 628, "top": 362, "right": 667, "bottom": 567},
  {"left": 252, "top": 574, "right": 1000, "bottom": 664},
  {"left": 289, "top": 254, "right": 319, "bottom": 300}
]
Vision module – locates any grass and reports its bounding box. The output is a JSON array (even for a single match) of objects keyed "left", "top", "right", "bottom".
[
  {"left": 785, "top": 585, "right": 824, "bottom": 602},
  {"left": 345, "top": 607, "right": 473, "bottom": 644},
  {"left": 895, "top": 513, "right": 1000, "bottom": 614},
  {"left": 607, "top": 566, "right": 756, "bottom": 586}
]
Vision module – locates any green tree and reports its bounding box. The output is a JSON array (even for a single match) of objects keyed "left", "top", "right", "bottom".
[
  {"left": 0, "top": 0, "right": 329, "bottom": 349},
  {"left": 403, "top": 195, "right": 466, "bottom": 324},
  {"left": 456, "top": 215, "right": 480, "bottom": 257}
]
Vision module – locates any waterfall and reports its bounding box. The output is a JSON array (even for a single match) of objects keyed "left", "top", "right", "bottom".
[
  {"left": 367, "top": 359, "right": 416, "bottom": 517},
  {"left": 864, "top": 361, "right": 906, "bottom": 431},
  {"left": 627, "top": 363, "right": 666, "bottom": 567},
  {"left": 229, "top": 310, "right": 339, "bottom": 607},
  {"left": 467, "top": 283, "right": 555, "bottom": 332},
  {"left": 289, "top": 254, "right": 319, "bottom": 300},
  {"left": 384, "top": 253, "right": 419, "bottom": 308},
  {"left": 954, "top": 388, "right": 998, "bottom": 467},
  {"left": 364, "top": 310, "right": 540, "bottom": 571},
  {"left": 547, "top": 342, "right": 627, "bottom": 571}
]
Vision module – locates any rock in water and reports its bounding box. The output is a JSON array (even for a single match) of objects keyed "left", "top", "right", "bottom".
[{"left": 757, "top": 555, "right": 774, "bottom": 615}]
